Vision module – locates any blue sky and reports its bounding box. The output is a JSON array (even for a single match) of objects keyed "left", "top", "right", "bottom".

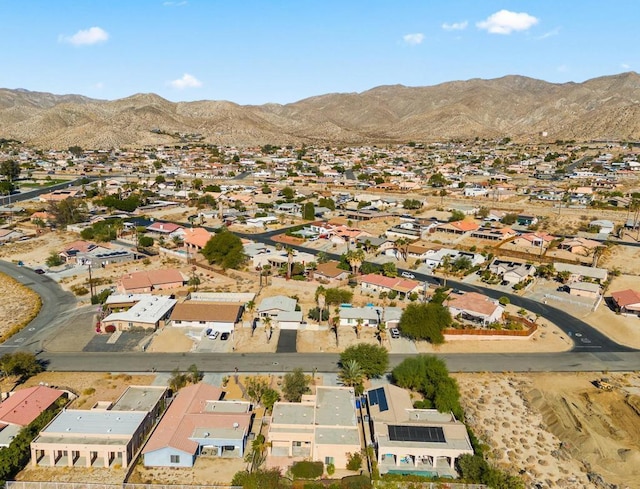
[{"left": 0, "top": 1, "right": 637, "bottom": 104}]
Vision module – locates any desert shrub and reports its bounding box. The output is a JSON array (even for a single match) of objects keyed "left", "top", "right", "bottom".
[
  {"left": 82, "top": 387, "right": 96, "bottom": 396},
  {"left": 291, "top": 461, "right": 323, "bottom": 479},
  {"left": 340, "top": 475, "right": 371, "bottom": 489},
  {"left": 346, "top": 452, "right": 363, "bottom": 471},
  {"left": 71, "top": 285, "right": 89, "bottom": 296}
]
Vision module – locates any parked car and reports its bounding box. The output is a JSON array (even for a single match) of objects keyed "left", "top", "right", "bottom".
[
  {"left": 208, "top": 331, "right": 219, "bottom": 340},
  {"left": 205, "top": 328, "right": 212, "bottom": 336},
  {"left": 33, "top": 268, "right": 46, "bottom": 275},
  {"left": 390, "top": 328, "right": 401, "bottom": 339},
  {"left": 401, "top": 271, "right": 415, "bottom": 279},
  {"left": 220, "top": 332, "right": 230, "bottom": 341}
]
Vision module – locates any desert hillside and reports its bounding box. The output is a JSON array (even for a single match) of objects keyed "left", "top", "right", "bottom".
[{"left": 1, "top": 72, "right": 640, "bottom": 148}]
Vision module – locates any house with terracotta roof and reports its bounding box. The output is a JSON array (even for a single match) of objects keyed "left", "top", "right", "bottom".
[
  {"left": 183, "top": 227, "right": 212, "bottom": 252},
  {"left": 558, "top": 237, "right": 603, "bottom": 256},
  {"left": 359, "top": 274, "right": 421, "bottom": 299},
  {"left": 143, "top": 383, "right": 252, "bottom": 467},
  {"left": 0, "top": 386, "right": 66, "bottom": 447},
  {"left": 117, "top": 268, "right": 186, "bottom": 294},
  {"left": 146, "top": 221, "right": 185, "bottom": 239},
  {"left": 447, "top": 292, "right": 504, "bottom": 326},
  {"left": 169, "top": 301, "right": 244, "bottom": 334},
  {"left": 312, "top": 260, "right": 350, "bottom": 283},
  {"left": 610, "top": 289, "right": 640, "bottom": 316},
  {"left": 435, "top": 220, "right": 480, "bottom": 235},
  {"left": 38, "top": 189, "right": 80, "bottom": 203}
]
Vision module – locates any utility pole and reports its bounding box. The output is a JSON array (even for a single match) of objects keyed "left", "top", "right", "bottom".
[{"left": 87, "top": 263, "right": 95, "bottom": 298}]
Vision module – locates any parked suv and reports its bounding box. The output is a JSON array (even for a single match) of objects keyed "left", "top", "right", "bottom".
[
  {"left": 401, "top": 271, "right": 415, "bottom": 279},
  {"left": 390, "top": 328, "right": 401, "bottom": 339}
]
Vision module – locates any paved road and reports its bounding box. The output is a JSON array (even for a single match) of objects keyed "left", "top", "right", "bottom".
[
  {"left": 0, "top": 177, "right": 96, "bottom": 206},
  {"left": 0, "top": 260, "right": 81, "bottom": 353},
  {"left": 235, "top": 229, "right": 636, "bottom": 353},
  {"left": 39, "top": 350, "right": 640, "bottom": 373}
]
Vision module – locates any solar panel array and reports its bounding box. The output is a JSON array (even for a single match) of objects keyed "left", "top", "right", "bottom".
[
  {"left": 367, "top": 387, "right": 389, "bottom": 412},
  {"left": 388, "top": 425, "right": 446, "bottom": 443}
]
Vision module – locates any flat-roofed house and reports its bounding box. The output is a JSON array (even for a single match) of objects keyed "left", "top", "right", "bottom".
[
  {"left": 366, "top": 384, "right": 473, "bottom": 478},
  {"left": 169, "top": 301, "right": 244, "bottom": 334},
  {"left": 257, "top": 295, "right": 297, "bottom": 318},
  {"left": 611, "top": 289, "right": 640, "bottom": 316},
  {"left": 266, "top": 386, "right": 361, "bottom": 470},
  {"left": 143, "top": 383, "right": 252, "bottom": 467},
  {"left": 30, "top": 386, "right": 166, "bottom": 469},
  {"left": 567, "top": 281, "right": 601, "bottom": 299},
  {"left": 447, "top": 292, "right": 504, "bottom": 326},
  {"left": 102, "top": 295, "right": 177, "bottom": 331},
  {"left": 338, "top": 306, "right": 382, "bottom": 328},
  {"left": 0, "top": 386, "right": 66, "bottom": 447}
]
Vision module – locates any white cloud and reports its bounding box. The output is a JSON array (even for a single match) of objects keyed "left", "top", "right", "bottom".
[
  {"left": 402, "top": 33, "right": 425, "bottom": 45},
  {"left": 60, "top": 26, "right": 109, "bottom": 46},
  {"left": 621, "top": 63, "right": 631, "bottom": 70},
  {"left": 94, "top": 82, "right": 104, "bottom": 89},
  {"left": 442, "top": 21, "right": 468, "bottom": 31},
  {"left": 557, "top": 64, "right": 568, "bottom": 73},
  {"left": 536, "top": 27, "right": 560, "bottom": 40},
  {"left": 168, "top": 73, "right": 203, "bottom": 89},
  {"left": 477, "top": 10, "right": 538, "bottom": 35},
  {"left": 163, "top": 1, "right": 187, "bottom": 6}
]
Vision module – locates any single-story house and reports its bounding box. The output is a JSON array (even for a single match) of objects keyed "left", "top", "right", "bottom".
[
  {"left": 610, "top": 289, "right": 640, "bottom": 316},
  {"left": 489, "top": 259, "right": 536, "bottom": 284},
  {"left": 102, "top": 295, "right": 177, "bottom": 331},
  {"left": 511, "top": 232, "right": 555, "bottom": 249},
  {"left": 338, "top": 306, "right": 382, "bottom": 328},
  {"left": 0, "top": 229, "right": 25, "bottom": 243},
  {"left": 0, "top": 386, "right": 66, "bottom": 447},
  {"left": 359, "top": 274, "right": 421, "bottom": 299},
  {"left": 447, "top": 292, "right": 504, "bottom": 326},
  {"left": 434, "top": 220, "right": 480, "bottom": 235},
  {"left": 275, "top": 310, "right": 304, "bottom": 330},
  {"left": 143, "top": 383, "right": 252, "bottom": 467},
  {"left": 59, "top": 240, "right": 99, "bottom": 263},
  {"left": 567, "top": 281, "right": 601, "bottom": 299},
  {"left": 367, "top": 384, "right": 473, "bottom": 478},
  {"left": 554, "top": 262, "right": 608, "bottom": 282},
  {"left": 169, "top": 301, "right": 244, "bottom": 334},
  {"left": 266, "top": 387, "right": 361, "bottom": 470},
  {"left": 558, "top": 237, "right": 603, "bottom": 256},
  {"left": 257, "top": 295, "right": 297, "bottom": 318},
  {"left": 183, "top": 227, "right": 212, "bottom": 252},
  {"left": 117, "top": 268, "right": 186, "bottom": 294},
  {"left": 312, "top": 261, "right": 350, "bottom": 283}
]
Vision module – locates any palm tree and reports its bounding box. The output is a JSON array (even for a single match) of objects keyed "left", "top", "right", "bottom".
[
  {"left": 263, "top": 316, "right": 273, "bottom": 342},
  {"left": 395, "top": 238, "right": 409, "bottom": 261},
  {"left": 286, "top": 247, "right": 295, "bottom": 279},
  {"left": 344, "top": 249, "right": 365, "bottom": 276},
  {"left": 377, "top": 324, "right": 388, "bottom": 346},
  {"left": 317, "top": 292, "right": 326, "bottom": 326},
  {"left": 338, "top": 359, "right": 364, "bottom": 395},
  {"left": 331, "top": 312, "right": 340, "bottom": 347},
  {"left": 441, "top": 254, "right": 451, "bottom": 288},
  {"left": 355, "top": 318, "right": 363, "bottom": 339}
]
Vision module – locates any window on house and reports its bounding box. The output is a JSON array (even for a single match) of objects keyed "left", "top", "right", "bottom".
[
  {"left": 325, "top": 456, "right": 334, "bottom": 465},
  {"left": 293, "top": 441, "right": 302, "bottom": 447},
  {"left": 170, "top": 455, "right": 180, "bottom": 463}
]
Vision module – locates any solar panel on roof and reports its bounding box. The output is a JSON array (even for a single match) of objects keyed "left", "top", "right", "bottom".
[
  {"left": 388, "top": 425, "right": 446, "bottom": 443},
  {"left": 367, "top": 387, "right": 389, "bottom": 412}
]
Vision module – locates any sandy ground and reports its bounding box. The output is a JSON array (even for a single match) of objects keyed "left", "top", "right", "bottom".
[
  {"left": 456, "top": 372, "right": 640, "bottom": 489},
  {"left": 128, "top": 457, "right": 246, "bottom": 486},
  {"left": 0, "top": 272, "right": 41, "bottom": 340}
]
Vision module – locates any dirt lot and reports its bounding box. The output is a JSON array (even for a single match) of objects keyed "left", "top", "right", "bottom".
[
  {"left": 20, "top": 371, "right": 157, "bottom": 409},
  {"left": 0, "top": 272, "right": 41, "bottom": 340},
  {"left": 456, "top": 371, "right": 640, "bottom": 489}
]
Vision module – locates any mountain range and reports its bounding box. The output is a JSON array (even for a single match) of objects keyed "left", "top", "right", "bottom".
[{"left": 1, "top": 72, "right": 639, "bottom": 148}]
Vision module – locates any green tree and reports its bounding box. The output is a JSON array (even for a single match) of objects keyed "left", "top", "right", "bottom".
[
  {"left": 48, "top": 198, "right": 87, "bottom": 227},
  {"left": 340, "top": 344, "right": 388, "bottom": 378},
  {"left": 261, "top": 388, "right": 280, "bottom": 411},
  {"left": 402, "top": 199, "right": 422, "bottom": 210},
  {"left": 428, "top": 172, "right": 448, "bottom": 187},
  {"left": 0, "top": 352, "right": 43, "bottom": 380},
  {"left": 202, "top": 230, "right": 246, "bottom": 270},
  {"left": 398, "top": 302, "right": 451, "bottom": 344},
  {"left": 45, "top": 251, "right": 64, "bottom": 267},
  {"left": 449, "top": 210, "right": 466, "bottom": 222},
  {"left": 303, "top": 202, "right": 315, "bottom": 220},
  {"left": 192, "top": 178, "right": 203, "bottom": 190},
  {"left": 344, "top": 249, "right": 365, "bottom": 276},
  {"left": 281, "top": 186, "right": 295, "bottom": 200},
  {"left": 138, "top": 235, "right": 154, "bottom": 248},
  {"left": 282, "top": 368, "right": 310, "bottom": 402},
  {"left": 245, "top": 376, "right": 270, "bottom": 406},
  {"left": 318, "top": 197, "right": 335, "bottom": 210},
  {"left": 501, "top": 213, "right": 518, "bottom": 225},
  {"left": 0, "top": 160, "right": 21, "bottom": 182},
  {"left": 381, "top": 261, "right": 398, "bottom": 278}
]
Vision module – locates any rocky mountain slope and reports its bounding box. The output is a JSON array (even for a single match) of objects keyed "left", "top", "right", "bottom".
[{"left": 1, "top": 72, "right": 639, "bottom": 148}]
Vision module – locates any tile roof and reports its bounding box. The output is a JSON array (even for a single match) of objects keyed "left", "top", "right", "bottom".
[
  {"left": 183, "top": 227, "right": 212, "bottom": 248},
  {"left": 447, "top": 292, "right": 500, "bottom": 317},
  {"left": 611, "top": 289, "right": 640, "bottom": 308},
  {"left": 314, "top": 261, "right": 348, "bottom": 278},
  {"left": 120, "top": 269, "right": 185, "bottom": 291},
  {"left": 359, "top": 274, "right": 420, "bottom": 293},
  {"left": 143, "top": 383, "right": 251, "bottom": 456},
  {"left": 0, "top": 386, "right": 64, "bottom": 427}
]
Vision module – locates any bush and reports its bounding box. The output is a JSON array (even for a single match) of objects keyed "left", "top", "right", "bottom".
[
  {"left": 346, "top": 452, "right": 363, "bottom": 471},
  {"left": 104, "top": 324, "right": 116, "bottom": 333},
  {"left": 83, "top": 387, "right": 96, "bottom": 396},
  {"left": 71, "top": 285, "right": 89, "bottom": 296},
  {"left": 291, "top": 461, "right": 324, "bottom": 479},
  {"left": 326, "top": 463, "right": 335, "bottom": 476},
  {"left": 498, "top": 296, "right": 510, "bottom": 306},
  {"left": 340, "top": 475, "right": 371, "bottom": 489}
]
